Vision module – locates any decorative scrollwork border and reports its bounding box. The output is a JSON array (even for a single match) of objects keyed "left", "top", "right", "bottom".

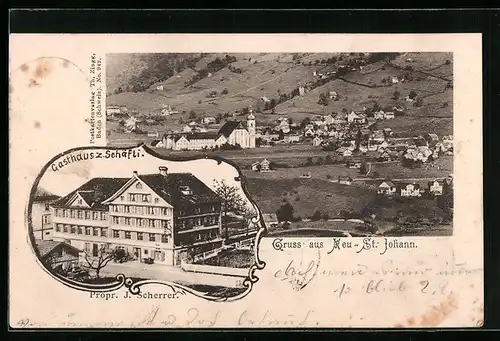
[{"left": 26, "top": 144, "right": 267, "bottom": 302}]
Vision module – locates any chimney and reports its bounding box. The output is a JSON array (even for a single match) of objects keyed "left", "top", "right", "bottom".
[
  {"left": 159, "top": 166, "right": 168, "bottom": 176},
  {"left": 133, "top": 171, "right": 138, "bottom": 175}
]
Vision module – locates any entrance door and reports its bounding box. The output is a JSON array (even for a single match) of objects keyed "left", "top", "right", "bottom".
[
  {"left": 134, "top": 248, "right": 141, "bottom": 261},
  {"left": 92, "top": 243, "right": 99, "bottom": 257}
]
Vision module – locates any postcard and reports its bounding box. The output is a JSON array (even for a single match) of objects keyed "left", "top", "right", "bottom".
[{"left": 9, "top": 33, "right": 483, "bottom": 328}]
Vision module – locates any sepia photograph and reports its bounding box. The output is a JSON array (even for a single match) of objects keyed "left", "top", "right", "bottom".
[
  {"left": 29, "top": 149, "right": 262, "bottom": 299},
  {"left": 105, "top": 52, "right": 454, "bottom": 238}
]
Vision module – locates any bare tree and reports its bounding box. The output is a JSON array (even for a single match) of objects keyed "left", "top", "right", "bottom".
[
  {"left": 81, "top": 244, "right": 120, "bottom": 279},
  {"left": 213, "top": 179, "right": 248, "bottom": 239}
]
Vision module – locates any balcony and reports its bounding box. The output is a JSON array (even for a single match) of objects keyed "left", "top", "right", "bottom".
[
  {"left": 177, "top": 223, "right": 220, "bottom": 234},
  {"left": 52, "top": 216, "right": 109, "bottom": 227},
  {"left": 178, "top": 212, "right": 220, "bottom": 219},
  {"left": 109, "top": 224, "right": 168, "bottom": 234}
]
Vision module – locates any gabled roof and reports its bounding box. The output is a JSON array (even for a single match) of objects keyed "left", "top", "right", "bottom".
[
  {"left": 218, "top": 120, "right": 247, "bottom": 138},
  {"left": 138, "top": 173, "right": 222, "bottom": 206},
  {"left": 35, "top": 239, "right": 81, "bottom": 258},
  {"left": 51, "top": 177, "right": 129, "bottom": 210},
  {"left": 379, "top": 181, "right": 395, "bottom": 188}
]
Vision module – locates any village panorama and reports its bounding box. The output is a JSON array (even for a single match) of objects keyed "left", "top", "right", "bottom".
[
  {"left": 29, "top": 52, "right": 454, "bottom": 294},
  {"left": 104, "top": 52, "right": 454, "bottom": 239}
]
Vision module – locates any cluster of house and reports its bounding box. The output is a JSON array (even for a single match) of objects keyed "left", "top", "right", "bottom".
[
  {"left": 376, "top": 177, "right": 453, "bottom": 198},
  {"left": 154, "top": 113, "right": 256, "bottom": 150},
  {"left": 31, "top": 167, "right": 257, "bottom": 273}
]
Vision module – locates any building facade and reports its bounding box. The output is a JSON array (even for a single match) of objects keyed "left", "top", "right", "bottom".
[
  {"left": 50, "top": 167, "right": 223, "bottom": 266},
  {"left": 32, "top": 188, "right": 60, "bottom": 240}
]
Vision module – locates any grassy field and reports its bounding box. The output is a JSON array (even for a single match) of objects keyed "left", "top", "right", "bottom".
[
  {"left": 245, "top": 175, "right": 451, "bottom": 223},
  {"left": 245, "top": 177, "right": 377, "bottom": 218},
  {"left": 369, "top": 156, "right": 453, "bottom": 180}
]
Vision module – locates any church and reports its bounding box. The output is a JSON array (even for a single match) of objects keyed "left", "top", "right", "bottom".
[{"left": 162, "top": 113, "right": 256, "bottom": 150}]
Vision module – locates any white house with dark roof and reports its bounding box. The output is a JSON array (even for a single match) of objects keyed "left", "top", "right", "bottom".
[
  {"left": 50, "top": 167, "right": 225, "bottom": 266},
  {"left": 377, "top": 181, "right": 396, "bottom": 195}
]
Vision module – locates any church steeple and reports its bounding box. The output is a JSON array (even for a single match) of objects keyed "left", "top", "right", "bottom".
[{"left": 247, "top": 109, "right": 256, "bottom": 148}]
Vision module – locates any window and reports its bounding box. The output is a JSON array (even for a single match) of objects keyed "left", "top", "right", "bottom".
[
  {"left": 137, "top": 232, "right": 143, "bottom": 241},
  {"left": 77, "top": 211, "right": 83, "bottom": 219},
  {"left": 44, "top": 203, "right": 50, "bottom": 211},
  {"left": 129, "top": 194, "right": 136, "bottom": 202},
  {"left": 124, "top": 205, "right": 130, "bottom": 213},
  {"left": 136, "top": 206, "right": 142, "bottom": 215},
  {"left": 55, "top": 224, "right": 61, "bottom": 232},
  {"left": 78, "top": 199, "right": 83, "bottom": 205},
  {"left": 125, "top": 232, "right": 131, "bottom": 240},
  {"left": 149, "top": 219, "right": 155, "bottom": 228},
  {"left": 154, "top": 197, "right": 159, "bottom": 204},
  {"left": 112, "top": 217, "right": 119, "bottom": 224},
  {"left": 161, "top": 234, "right": 169, "bottom": 243},
  {"left": 70, "top": 210, "right": 76, "bottom": 218},
  {"left": 120, "top": 195, "right": 124, "bottom": 201},
  {"left": 70, "top": 226, "right": 76, "bottom": 234},
  {"left": 55, "top": 209, "right": 60, "bottom": 217},
  {"left": 144, "top": 249, "right": 148, "bottom": 255},
  {"left": 63, "top": 225, "right": 68, "bottom": 233},
  {"left": 101, "top": 212, "right": 107, "bottom": 220},
  {"left": 125, "top": 218, "right": 131, "bottom": 225},
  {"left": 113, "top": 230, "right": 119, "bottom": 238},
  {"left": 149, "top": 234, "right": 156, "bottom": 242},
  {"left": 85, "top": 211, "right": 91, "bottom": 220},
  {"left": 142, "top": 194, "right": 150, "bottom": 202},
  {"left": 77, "top": 227, "right": 83, "bottom": 235},
  {"left": 137, "top": 219, "right": 143, "bottom": 227},
  {"left": 42, "top": 215, "right": 50, "bottom": 224},
  {"left": 180, "top": 186, "right": 192, "bottom": 195},
  {"left": 85, "top": 227, "right": 91, "bottom": 235},
  {"left": 93, "top": 228, "right": 99, "bottom": 236},
  {"left": 136, "top": 182, "right": 143, "bottom": 189},
  {"left": 63, "top": 209, "right": 69, "bottom": 218},
  {"left": 101, "top": 228, "right": 107, "bottom": 237},
  {"left": 147, "top": 207, "right": 154, "bottom": 215},
  {"left": 162, "top": 208, "right": 169, "bottom": 216},
  {"left": 93, "top": 212, "right": 99, "bottom": 220},
  {"left": 84, "top": 243, "right": 90, "bottom": 252}
]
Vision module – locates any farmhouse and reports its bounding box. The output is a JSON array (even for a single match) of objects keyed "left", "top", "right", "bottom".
[
  {"left": 377, "top": 181, "right": 396, "bottom": 196},
  {"left": 202, "top": 116, "right": 217, "bottom": 125},
  {"left": 35, "top": 239, "right": 81, "bottom": 272},
  {"left": 262, "top": 213, "right": 279, "bottom": 230},
  {"left": 312, "top": 136, "right": 323, "bottom": 146},
  {"left": 338, "top": 176, "right": 353, "bottom": 185},
  {"left": 399, "top": 183, "right": 422, "bottom": 197},
  {"left": 336, "top": 146, "right": 353, "bottom": 157},
  {"left": 428, "top": 180, "right": 444, "bottom": 196},
  {"left": 50, "top": 167, "right": 224, "bottom": 266},
  {"left": 284, "top": 133, "right": 301, "bottom": 144},
  {"left": 106, "top": 105, "right": 123, "bottom": 117},
  {"left": 252, "top": 159, "right": 271, "bottom": 172}
]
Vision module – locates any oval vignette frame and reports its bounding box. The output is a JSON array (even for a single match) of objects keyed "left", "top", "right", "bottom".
[{"left": 26, "top": 144, "right": 267, "bottom": 302}]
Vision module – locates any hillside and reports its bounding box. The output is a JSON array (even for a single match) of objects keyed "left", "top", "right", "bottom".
[{"left": 106, "top": 52, "right": 453, "bottom": 134}]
